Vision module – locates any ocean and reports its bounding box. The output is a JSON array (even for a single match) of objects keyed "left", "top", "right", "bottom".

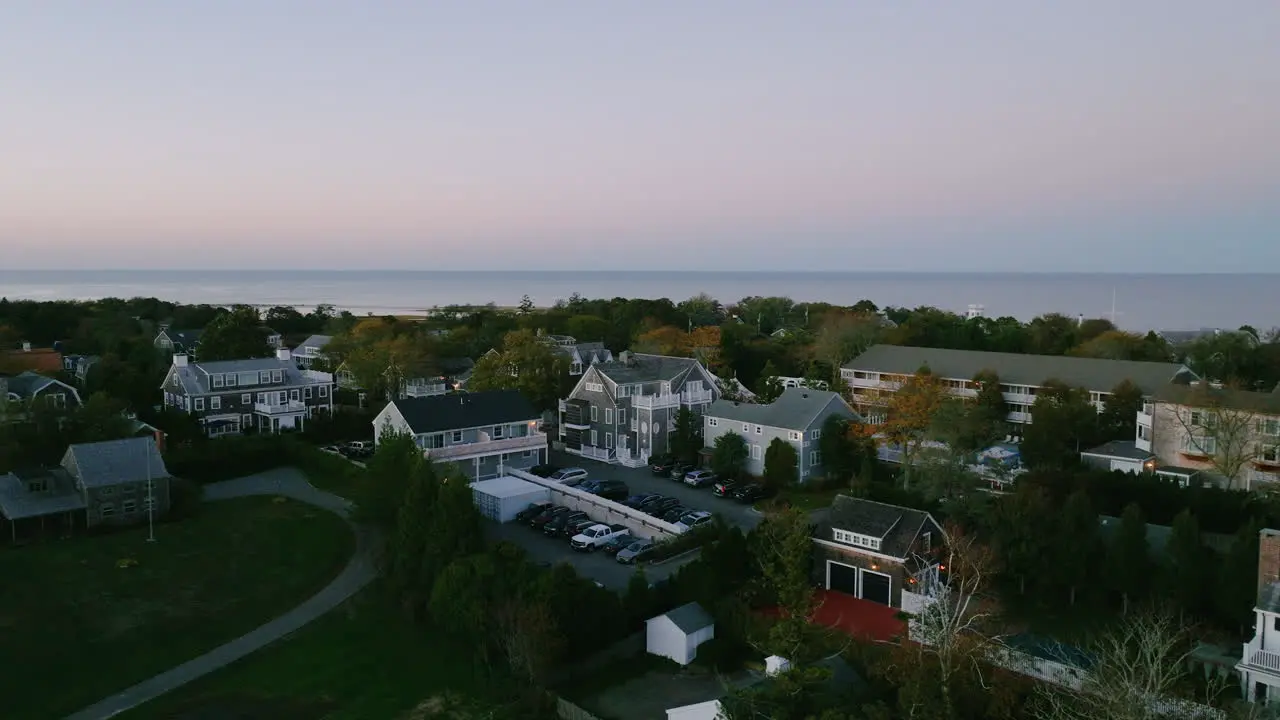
[{"left": 0, "top": 269, "right": 1276, "bottom": 333}]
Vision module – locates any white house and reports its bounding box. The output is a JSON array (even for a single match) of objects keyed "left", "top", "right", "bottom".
[
  {"left": 646, "top": 602, "right": 714, "bottom": 666},
  {"left": 1238, "top": 528, "right": 1280, "bottom": 704}
]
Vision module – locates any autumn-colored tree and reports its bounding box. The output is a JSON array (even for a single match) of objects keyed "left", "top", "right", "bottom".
[
  {"left": 632, "top": 325, "right": 685, "bottom": 356},
  {"left": 883, "top": 369, "right": 948, "bottom": 489},
  {"left": 469, "top": 329, "right": 566, "bottom": 411},
  {"left": 814, "top": 311, "right": 882, "bottom": 369},
  {"left": 682, "top": 325, "right": 722, "bottom": 368}
]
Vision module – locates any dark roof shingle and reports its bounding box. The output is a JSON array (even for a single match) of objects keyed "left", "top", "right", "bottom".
[
  {"left": 824, "top": 495, "right": 933, "bottom": 559},
  {"left": 844, "top": 344, "right": 1195, "bottom": 395},
  {"left": 390, "top": 390, "right": 539, "bottom": 434},
  {"left": 657, "top": 601, "right": 714, "bottom": 634}
]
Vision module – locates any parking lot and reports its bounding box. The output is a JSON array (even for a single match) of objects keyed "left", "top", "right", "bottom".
[
  {"left": 548, "top": 450, "right": 765, "bottom": 532},
  {"left": 484, "top": 520, "right": 700, "bottom": 591}
]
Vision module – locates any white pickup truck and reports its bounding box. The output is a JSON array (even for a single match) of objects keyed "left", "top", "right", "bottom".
[{"left": 570, "top": 523, "right": 629, "bottom": 552}]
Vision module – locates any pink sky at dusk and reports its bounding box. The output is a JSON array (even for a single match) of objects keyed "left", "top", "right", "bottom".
[{"left": 2, "top": 1, "right": 1278, "bottom": 271}]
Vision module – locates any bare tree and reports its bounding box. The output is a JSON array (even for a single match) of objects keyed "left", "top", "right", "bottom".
[
  {"left": 1169, "top": 385, "right": 1264, "bottom": 489},
  {"left": 1032, "top": 608, "right": 1224, "bottom": 720},
  {"left": 908, "top": 524, "right": 1001, "bottom": 720},
  {"left": 493, "top": 598, "right": 562, "bottom": 687}
]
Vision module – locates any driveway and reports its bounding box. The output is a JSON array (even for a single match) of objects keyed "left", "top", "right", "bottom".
[
  {"left": 549, "top": 451, "right": 763, "bottom": 532},
  {"left": 485, "top": 520, "right": 699, "bottom": 591}
]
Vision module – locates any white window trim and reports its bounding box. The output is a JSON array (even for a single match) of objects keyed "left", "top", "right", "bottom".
[
  {"left": 810, "top": 429, "right": 821, "bottom": 440},
  {"left": 708, "top": 418, "right": 719, "bottom": 427},
  {"left": 194, "top": 397, "right": 205, "bottom": 411},
  {"left": 790, "top": 431, "right": 801, "bottom": 441},
  {"left": 742, "top": 423, "right": 749, "bottom": 433},
  {"left": 606, "top": 433, "right": 614, "bottom": 448},
  {"left": 451, "top": 430, "right": 463, "bottom": 443},
  {"left": 751, "top": 444, "right": 761, "bottom": 460},
  {"left": 319, "top": 385, "right": 328, "bottom": 397},
  {"left": 619, "top": 409, "right": 626, "bottom": 424},
  {"left": 754, "top": 425, "right": 762, "bottom": 434},
  {"left": 271, "top": 370, "right": 283, "bottom": 383},
  {"left": 212, "top": 374, "right": 224, "bottom": 388},
  {"left": 810, "top": 450, "right": 821, "bottom": 465},
  {"left": 241, "top": 393, "right": 252, "bottom": 404},
  {"left": 605, "top": 408, "right": 613, "bottom": 425},
  {"left": 210, "top": 396, "right": 221, "bottom": 410},
  {"left": 304, "top": 387, "right": 313, "bottom": 399},
  {"left": 492, "top": 425, "right": 505, "bottom": 439},
  {"left": 833, "top": 528, "right": 882, "bottom": 551},
  {"left": 590, "top": 429, "right": 598, "bottom": 446},
  {"left": 591, "top": 405, "right": 599, "bottom": 422},
  {"left": 99, "top": 502, "right": 115, "bottom": 517}
]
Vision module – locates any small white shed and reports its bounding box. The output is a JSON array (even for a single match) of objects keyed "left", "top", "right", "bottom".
[
  {"left": 470, "top": 476, "right": 551, "bottom": 523},
  {"left": 646, "top": 602, "right": 715, "bottom": 666}
]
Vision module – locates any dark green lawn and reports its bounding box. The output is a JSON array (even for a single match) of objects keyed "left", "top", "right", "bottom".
[
  {"left": 122, "top": 590, "right": 492, "bottom": 720},
  {"left": 0, "top": 496, "right": 353, "bottom": 720}
]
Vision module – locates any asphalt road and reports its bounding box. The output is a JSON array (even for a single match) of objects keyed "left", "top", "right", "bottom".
[{"left": 549, "top": 450, "right": 764, "bottom": 532}]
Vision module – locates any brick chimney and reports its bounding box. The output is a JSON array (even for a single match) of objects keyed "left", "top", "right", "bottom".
[{"left": 1259, "top": 529, "right": 1280, "bottom": 595}]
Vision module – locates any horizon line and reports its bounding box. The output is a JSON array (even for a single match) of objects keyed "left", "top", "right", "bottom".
[{"left": 5, "top": 268, "right": 1280, "bottom": 276}]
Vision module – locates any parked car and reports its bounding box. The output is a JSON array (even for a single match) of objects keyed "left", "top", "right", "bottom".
[
  {"left": 661, "top": 505, "right": 691, "bottom": 524},
  {"left": 649, "top": 454, "right": 677, "bottom": 475},
  {"left": 669, "top": 463, "right": 695, "bottom": 481},
  {"left": 674, "top": 511, "right": 714, "bottom": 533},
  {"left": 345, "top": 440, "right": 375, "bottom": 457},
  {"left": 645, "top": 497, "right": 681, "bottom": 517},
  {"left": 564, "top": 518, "right": 598, "bottom": 541},
  {"left": 616, "top": 538, "right": 656, "bottom": 565},
  {"left": 578, "top": 479, "right": 604, "bottom": 493},
  {"left": 529, "top": 464, "right": 558, "bottom": 478},
  {"left": 601, "top": 532, "right": 635, "bottom": 556},
  {"left": 319, "top": 445, "right": 343, "bottom": 455},
  {"left": 624, "top": 493, "right": 661, "bottom": 509},
  {"left": 591, "top": 480, "right": 629, "bottom": 501},
  {"left": 732, "top": 484, "right": 774, "bottom": 504},
  {"left": 636, "top": 495, "right": 670, "bottom": 511},
  {"left": 683, "top": 469, "right": 717, "bottom": 488},
  {"left": 544, "top": 511, "right": 590, "bottom": 537},
  {"left": 570, "top": 523, "right": 629, "bottom": 551},
  {"left": 712, "top": 480, "right": 743, "bottom": 497},
  {"left": 514, "top": 502, "right": 552, "bottom": 523},
  {"left": 529, "top": 505, "right": 570, "bottom": 530},
  {"left": 547, "top": 467, "right": 589, "bottom": 485}
]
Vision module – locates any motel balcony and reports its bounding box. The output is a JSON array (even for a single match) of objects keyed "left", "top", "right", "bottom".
[
  {"left": 634, "top": 393, "right": 680, "bottom": 410},
  {"left": 426, "top": 432, "right": 547, "bottom": 462},
  {"left": 255, "top": 400, "right": 306, "bottom": 415}
]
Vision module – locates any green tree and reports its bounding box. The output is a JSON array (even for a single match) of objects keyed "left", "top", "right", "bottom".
[
  {"left": 670, "top": 406, "right": 702, "bottom": 462},
  {"left": 752, "top": 508, "right": 821, "bottom": 663},
  {"left": 388, "top": 458, "right": 439, "bottom": 616},
  {"left": 1106, "top": 503, "right": 1153, "bottom": 615},
  {"left": 1020, "top": 382, "right": 1098, "bottom": 469},
  {"left": 763, "top": 437, "right": 799, "bottom": 488},
  {"left": 517, "top": 294, "right": 534, "bottom": 314},
  {"left": 623, "top": 567, "right": 654, "bottom": 623},
  {"left": 817, "top": 415, "right": 856, "bottom": 483},
  {"left": 992, "top": 486, "right": 1058, "bottom": 596},
  {"left": 1217, "top": 519, "right": 1261, "bottom": 633},
  {"left": 67, "top": 392, "right": 135, "bottom": 443},
  {"left": 429, "top": 553, "right": 499, "bottom": 651},
  {"left": 362, "top": 427, "right": 422, "bottom": 529},
  {"left": 195, "top": 305, "right": 272, "bottom": 361},
  {"left": 755, "top": 360, "right": 784, "bottom": 403},
  {"left": 1055, "top": 491, "right": 1100, "bottom": 606},
  {"left": 469, "top": 329, "right": 567, "bottom": 411},
  {"left": 967, "top": 369, "right": 1007, "bottom": 448},
  {"left": 1166, "top": 509, "right": 1209, "bottom": 616},
  {"left": 711, "top": 432, "right": 749, "bottom": 480},
  {"left": 1098, "top": 379, "right": 1144, "bottom": 441},
  {"left": 565, "top": 314, "right": 609, "bottom": 342}
]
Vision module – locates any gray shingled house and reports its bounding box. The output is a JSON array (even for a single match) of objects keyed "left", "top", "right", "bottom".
[
  {"left": 372, "top": 390, "right": 546, "bottom": 480},
  {"left": 811, "top": 495, "right": 944, "bottom": 609},
  {"left": 702, "top": 387, "right": 859, "bottom": 482},
  {"left": 0, "top": 436, "right": 172, "bottom": 540},
  {"left": 557, "top": 351, "right": 720, "bottom": 467}
]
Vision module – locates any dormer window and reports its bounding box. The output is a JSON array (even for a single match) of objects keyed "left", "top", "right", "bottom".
[
  {"left": 212, "top": 374, "right": 224, "bottom": 388},
  {"left": 226, "top": 374, "right": 237, "bottom": 387},
  {"left": 259, "top": 371, "right": 271, "bottom": 384},
  {"left": 833, "top": 529, "right": 882, "bottom": 551},
  {"left": 271, "top": 370, "right": 283, "bottom": 383}
]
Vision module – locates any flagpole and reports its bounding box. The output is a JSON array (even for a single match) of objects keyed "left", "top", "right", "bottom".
[{"left": 146, "top": 438, "right": 156, "bottom": 543}]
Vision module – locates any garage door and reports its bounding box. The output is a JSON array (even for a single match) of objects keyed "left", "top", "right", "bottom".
[
  {"left": 827, "top": 562, "right": 858, "bottom": 596},
  {"left": 859, "top": 569, "right": 891, "bottom": 606}
]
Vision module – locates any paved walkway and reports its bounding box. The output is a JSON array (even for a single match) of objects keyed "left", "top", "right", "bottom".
[{"left": 66, "top": 468, "right": 377, "bottom": 720}]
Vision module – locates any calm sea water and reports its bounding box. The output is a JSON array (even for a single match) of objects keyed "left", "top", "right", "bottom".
[{"left": 0, "top": 270, "right": 1276, "bottom": 332}]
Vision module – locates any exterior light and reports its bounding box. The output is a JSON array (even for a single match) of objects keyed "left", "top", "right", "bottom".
[
  {"left": 871, "top": 563, "right": 879, "bottom": 570},
  {"left": 939, "top": 565, "right": 946, "bottom": 571}
]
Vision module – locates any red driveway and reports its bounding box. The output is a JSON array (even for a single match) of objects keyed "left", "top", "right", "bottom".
[{"left": 810, "top": 590, "right": 906, "bottom": 642}]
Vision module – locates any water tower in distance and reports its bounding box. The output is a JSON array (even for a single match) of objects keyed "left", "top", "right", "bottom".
[{"left": 966, "top": 304, "right": 985, "bottom": 320}]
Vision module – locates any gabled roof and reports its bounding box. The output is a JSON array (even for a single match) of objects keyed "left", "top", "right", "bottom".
[
  {"left": 386, "top": 390, "right": 539, "bottom": 435},
  {"left": 705, "top": 387, "right": 855, "bottom": 430},
  {"left": 296, "top": 334, "right": 332, "bottom": 351},
  {"left": 171, "top": 355, "right": 325, "bottom": 394},
  {"left": 1153, "top": 383, "right": 1280, "bottom": 415},
  {"left": 654, "top": 601, "right": 714, "bottom": 634},
  {"left": 844, "top": 344, "right": 1195, "bottom": 395},
  {"left": 0, "top": 469, "right": 86, "bottom": 520},
  {"left": 4, "top": 371, "right": 79, "bottom": 403},
  {"left": 62, "top": 436, "right": 170, "bottom": 488},
  {"left": 592, "top": 353, "right": 701, "bottom": 385},
  {"left": 824, "top": 495, "right": 934, "bottom": 559},
  {"left": 163, "top": 329, "right": 203, "bottom": 346},
  {"left": 1081, "top": 440, "right": 1155, "bottom": 462}
]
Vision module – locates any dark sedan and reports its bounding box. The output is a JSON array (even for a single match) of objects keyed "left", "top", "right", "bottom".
[
  {"left": 529, "top": 505, "right": 570, "bottom": 530},
  {"left": 624, "top": 493, "right": 661, "bottom": 509},
  {"left": 544, "top": 511, "right": 590, "bottom": 537},
  {"left": 591, "top": 480, "right": 630, "bottom": 501},
  {"left": 649, "top": 454, "right": 677, "bottom": 475},
  {"left": 514, "top": 502, "right": 552, "bottom": 523},
  {"left": 601, "top": 532, "right": 635, "bottom": 556},
  {"left": 645, "top": 497, "right": 682, "bottom": 517},
  {"left": 669, "top": 463, "right": 695, "bottom": 481},
  {"left": 732, "top": 484, "right": 774, "bottom": 504},
  {"left": 712, "top": 480, "right": 742, "bottom": 497}
]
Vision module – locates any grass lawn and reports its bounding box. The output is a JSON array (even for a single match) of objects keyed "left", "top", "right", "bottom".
[
  {"left": 0, "top": 496, "right": 354, "bottom": 720},
  {"left": 775, "top": 484, "right": 845, "bottom": 512},
  {"left": 121, "top": 590, "right": 494, "bottom": 720}
]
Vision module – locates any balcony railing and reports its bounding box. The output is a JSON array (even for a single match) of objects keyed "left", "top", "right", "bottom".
[
  {"left": 255, "top": 400, "right": 306, "bottom": 415},
  {"left": 426, "top": 432, "right": 546, "bottom": 461},
  {"left": 682, "top": 388, "right": 713, "bottom": 405},
  {"left": 403, "top": 382, "right": 447, "bottom": 398},
  {"left": 1242, "top": 639, "right": 1280, "bottom": 673},
  {"left": 1006, "top": 411, "right": 1033, "bottom": 424},
  {"left": 633, "top": 393, "right": 679, "bottom": 410},
  {"left": 1252, "top": 469, "right": 1280, "bottom": 489},
  {"left": 302, "top": 370, "right": 334, "bottom": 383}
]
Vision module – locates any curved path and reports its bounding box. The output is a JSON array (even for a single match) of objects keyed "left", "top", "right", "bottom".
[{"left": 66, "top": 468, "right": 378, "bottom": 720}]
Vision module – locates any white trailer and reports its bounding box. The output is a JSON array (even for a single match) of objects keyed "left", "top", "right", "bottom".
[{"left": 470, "top": 475, "right": 551, "bottom": 523}]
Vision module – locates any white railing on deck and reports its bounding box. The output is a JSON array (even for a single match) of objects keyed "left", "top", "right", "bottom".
[
  {"left": 682, "top": 388, "right": 713, "bottom": 405},
  {"left": 634, "top": 393, "right": 679, "bottom": 410}
]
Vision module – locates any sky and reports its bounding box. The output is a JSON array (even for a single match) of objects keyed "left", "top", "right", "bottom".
[{"left": 2, "top": 1, "right": 1278, "bottom": 272}]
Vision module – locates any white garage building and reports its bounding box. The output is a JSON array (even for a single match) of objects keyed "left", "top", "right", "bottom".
[
  {"left": 470, "top": 475, "right": 551, "bottom": 523},
  {"left": 646, "top": 602, "right": 715, "bottom": 666}
]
